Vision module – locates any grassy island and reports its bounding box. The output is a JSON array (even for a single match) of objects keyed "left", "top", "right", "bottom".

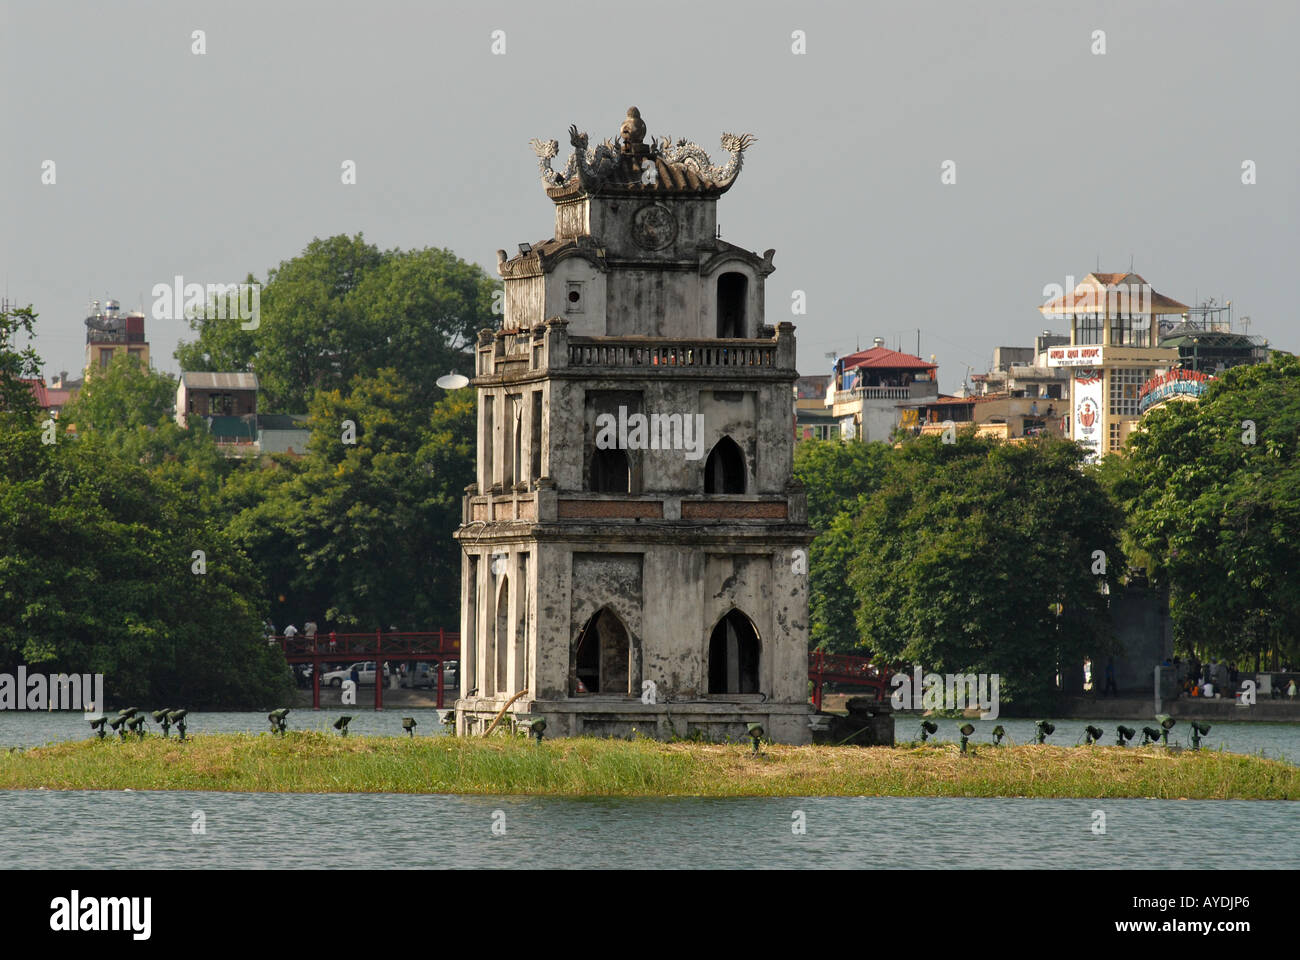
[{"left": 2, "top": 734, "right": 1296, "bottom": 799}]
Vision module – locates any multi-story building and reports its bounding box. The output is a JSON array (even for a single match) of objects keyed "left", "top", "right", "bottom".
[
  {"left": 1040, "top": 272, "right": 1188, "bottom": 458},
  {"left": 454, "top": 107, "right": 814, "bottom": 743},
  {"left": 175, "top": 372, "right": 311, "bottom": 457},
  {"left": 827, "top": 341, "right": 939, "bottom": 442},
  {"left": 83, "top": 299, "right": 149, "bottom": 377},
  {"left": 794, "top": 375, "right": 836, "bottom": 441}
]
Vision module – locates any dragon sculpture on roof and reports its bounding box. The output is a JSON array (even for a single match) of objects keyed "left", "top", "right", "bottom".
[{"left": 529, "top": 107, "right": 754, "bottom": 191}]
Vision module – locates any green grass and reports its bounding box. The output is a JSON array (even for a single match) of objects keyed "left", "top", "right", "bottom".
[{"left": 2, "top": 734, "right": 1296, "bottom": 798}]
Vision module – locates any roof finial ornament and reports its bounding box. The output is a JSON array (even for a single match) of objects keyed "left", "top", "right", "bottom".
[{"left": 620, "top": 106, "right": 647, "bottom": 152}]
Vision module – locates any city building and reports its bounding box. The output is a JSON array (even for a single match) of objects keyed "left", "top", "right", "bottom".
[
  {"left": 454, "top": 107, "right": 813, "bottom": 743},
  {"left": 827, "top": 340, "right": 939, "bottom": 442},
  {"left": 794, "top": 375, "right": 836, "bottom": 441},
  {"left": 83, "top": 299, "right": 149, "bottom": 378},
  {"left": 175, "top": 372, "right": 311, "bottom": 458},
  {"left": 1041, "top": 272, "right": 1188, "bottom": 458}
]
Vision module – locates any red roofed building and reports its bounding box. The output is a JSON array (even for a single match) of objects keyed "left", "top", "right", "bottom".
[{"left": 828, "top": 338, "right": 939, "bottom": 442}]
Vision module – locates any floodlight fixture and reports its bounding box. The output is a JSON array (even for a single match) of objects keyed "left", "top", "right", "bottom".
[
  {"left": 1034, "top": 720, "right": 1055, "bottom": 744},
  {"left": 268, "top": 708, "right": 290, "bottom": 734},
  {"left": 117, "top": 707, "right": 140, "bottom": 719},
  {"left": 1141, "top": 726, "right": 1162, "bottom": 746},
  {"left": 152, "top": 709, "right": 172, "bottom": 736},
  {"left": 991, "top": 724, "right": 1006, "bottom": 746},
  {"left": 127, "top": 714, "right": 147, "bottom": 738},
  {"left": 1190, "top": 721, "right": 1211, "bottom": 751},
  {"left": 1116, "top": 725, "right": 1136, "bottom": 746},
  {"left": 168, "top": 709, "right": 189, "bottom": 741},
  {"left": 747, "top": 722, "right": 765, "bottom": 755},
  {"left": 919, "top": 720, "right": 939, "bottom": 743},
  {"left": 523, "top": 717, "right": 547, "bottom": 743},
  {"left": 89, "top": 716, "right": 108, "bottom": 740},
  {"left": 402, "top": 717, "right": 418, "bottom": 737},
  {"left": 109, "top": 715, "right": 129, "bottom": 740},
  {"left": 518, "top": 242, "right": 532, "bottom": 256},
  {"left": 1157, "top": 714, "right": 1176, "bottom": 745},
  {"left": 1084, "top": 725, "right": 1104, "bottom": 745},
  {"left": 959, "top": 722, "right": 975, "bottom": 754},
  {"left": 333, "top": 715, "right": 353, "bottom": 736}
]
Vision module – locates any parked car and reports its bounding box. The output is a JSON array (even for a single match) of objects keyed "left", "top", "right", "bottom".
[
  {"left": 401, "top": 661, "right": 458, "bottom": 691},
  {"left": 320, "top": 661, "right": 390, "bottom": 687}
]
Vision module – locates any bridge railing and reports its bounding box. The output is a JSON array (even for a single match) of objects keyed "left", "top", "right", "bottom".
[
  {"left": 272, "top": 630, "right": 460, "bottom": 659},
  {"left": 808, "top": 651, "right": 894, "bottom": 710}
]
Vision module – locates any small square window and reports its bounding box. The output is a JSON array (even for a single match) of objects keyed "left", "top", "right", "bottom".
[{"left": 566, "top": 281, "right": 584, "bottom": 313}]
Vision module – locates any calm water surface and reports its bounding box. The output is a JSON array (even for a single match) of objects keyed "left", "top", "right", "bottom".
[{"left": 1, "top": 792, "right": 1295, "bottom": 869}]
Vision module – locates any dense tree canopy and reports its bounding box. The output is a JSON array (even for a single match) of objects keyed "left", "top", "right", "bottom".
[
  {"left": 1107, "top": 353, "right": 1300, "bottom": 668},
  {"left": 846, "top": 433, "right": 1122, "bottom": 710},
  {"left": 175, "top": 235, "right": 496, "bottom": 413},
  {"left": 0, "top": 424, "right": 290, "bottom": 707}
]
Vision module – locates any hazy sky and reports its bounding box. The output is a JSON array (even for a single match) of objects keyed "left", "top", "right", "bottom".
[{"left": 4, "top": 0, "right": 1296, "bottom": 394}]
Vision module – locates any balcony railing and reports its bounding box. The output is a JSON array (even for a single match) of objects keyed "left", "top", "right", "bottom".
[{"left": 567, "top": 338, "right": 777, "bottom": 369}]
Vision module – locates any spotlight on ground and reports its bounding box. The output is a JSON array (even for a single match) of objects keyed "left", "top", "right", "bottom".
[
  {"left": 268, "top": 708, "right": 290, "bottom": 735},
  {"left": 523, "top": 717, "right": 547, "bottom": 743},
  {"left": 127, "top": 714, "right": 147, "bottom": 738},
  {"left": 991, "top": 724, "right": 1006, "bottom": 746},
  {"left": 1141, "top": 726, "right": 1162, "bottom": 746},
  {"left": 1157, "top": 714, "right": 1176, "bottom": 745},
  {"left": 402, "top": 717, "right": 417, "bottom": 738},
  {"left": 152, "top": 709, "right": 172, "bottom": 737},
  {"left": 168, "top": 709, "right": 189, "bottom": 741},
  {"left": 109, "top": 715, "right": 129, "bottom": 741},
  {"left": 1190, "top": 721, "right": 1211, "bottom": 751},
  {"left": 747, "top": 722, "right": 765, "bottom": 755},
  {"left": 959, "top": 722, "right": 975, "bottom": 754},
  {"left": 117, "top": 707, "right": 140, "bottom": 719},
  {"left": 1084, "top": 725, "right": 1104, "bottom": 745},
  {"left": 920, "top": 720, "right": 939, "bottom": 743},
  {"left": 1034, "top": 720, "right": 1055, "bottom": 744},
  {"left": 1116, "top": 725, "right": 1136, "bottom": 746},
  {"left": 333, "top": 715, "right": 353, "bottom": 737},
  {"left": 89, "top": 716, "right": 108, "bottom": 740}
]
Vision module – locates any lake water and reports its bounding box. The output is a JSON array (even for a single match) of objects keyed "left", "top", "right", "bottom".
[
  {"left": 2, "top": 791, "right": 1296, "bottom": 869},
  {"left": 4, "top": 710, "right": 1296, "bottom": 870}
]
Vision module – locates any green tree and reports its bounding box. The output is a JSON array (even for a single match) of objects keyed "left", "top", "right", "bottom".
[
  {"left": 228, "top": 370, "right": 475, "bottom": 630},
  {"left": 175, "top": 235, "right": 495, "bottom": 413},
  {"left": 1118, "top": 353, "right": 1300, "bottom": 668},
  {"left": 793, "top": 439, "right": 895, "bottom": 651},
  {"left": 848, "top": 433, "right": 1122, "bottom": 710},
  {"left": 0, "top": 424, "right": 290, "bottom": 708},
  {"left": 0, "top": 303, "right": 42, "bottom": 421}
]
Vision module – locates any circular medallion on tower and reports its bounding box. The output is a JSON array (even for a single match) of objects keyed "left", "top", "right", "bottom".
[{"left": 631, "top": 202, "right": 677, "bottom": 250}]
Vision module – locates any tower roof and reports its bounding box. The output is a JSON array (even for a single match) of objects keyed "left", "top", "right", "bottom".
[
  {"left": 1039, "top": 272, "right": 1189, "bottom": 316},
  {"left": 530, "top": 106, "right": 756, "bottom": 200}
]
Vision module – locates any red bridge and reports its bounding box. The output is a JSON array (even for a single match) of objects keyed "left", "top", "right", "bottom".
[
  {"left": 808, "top": 650, "right": 894, "bottom": 710},
  {"left": 273, "top": 630, "right": 460, "bottom": 710},
  {"left": 272, "top": 633, "right": 888, "bottom": 713}
]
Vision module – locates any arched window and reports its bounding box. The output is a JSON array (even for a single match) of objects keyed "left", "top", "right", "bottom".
[
  {"left": 708, "top": 609, "right": 761, "bottom": 694},
  {"left": 572, "top": 608, "right": 631, "bottom": 695},
  {"left": 704, "top": 436, "right": 746, "bottom": 494},
  {"left": 590, "top": 447, "right": 631, "bottom": 493},
  {"left": 494, "top": 576, "right": 509, "bottom": 695},
  {"left": 716, "top": 272, "right": 748, "bottom": 338}
]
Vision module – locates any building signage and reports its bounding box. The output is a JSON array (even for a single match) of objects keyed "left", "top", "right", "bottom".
[
  {"left": 1046, "top": 345, "right": 1104, "bottom": 367},
  {"left": 1072, "top": 369, "right": 1103, "bottom": 461},
  {"left": 1137, "top": 369, "right": 1214, "bottom": 414}
]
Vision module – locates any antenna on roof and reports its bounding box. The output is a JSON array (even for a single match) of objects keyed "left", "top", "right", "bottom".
[
  {"left": 1096, "top": 253, "right": 1100, "bottom": 272},
  {"left": 1129, "top": 253, "right": 1134, "bottom": 272}
]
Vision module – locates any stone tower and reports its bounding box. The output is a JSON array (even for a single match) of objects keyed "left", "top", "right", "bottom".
[{"left": 454, "top": 107, "right": 813, "bottom": 743}]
